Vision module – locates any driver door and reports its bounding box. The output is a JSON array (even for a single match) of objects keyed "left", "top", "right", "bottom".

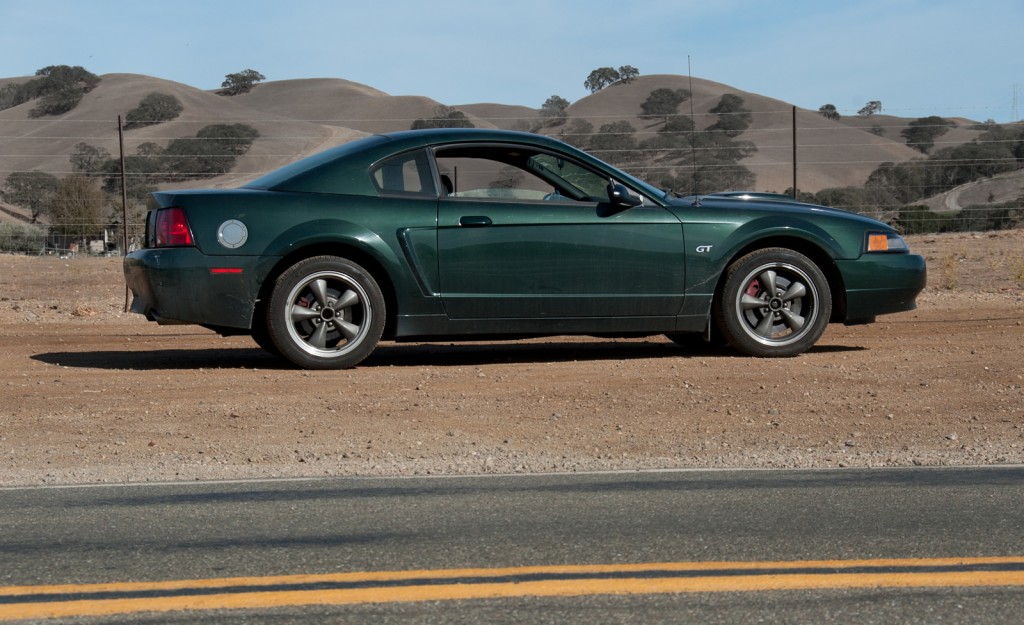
[{"left": 434, "top": 147, "right": 686, "bottom": 320}]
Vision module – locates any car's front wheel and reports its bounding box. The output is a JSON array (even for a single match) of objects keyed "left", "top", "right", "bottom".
[
  {"left": 715, "top": 248, "right": 831, "bottom": 357},
  {"left": 267, "top": 256, "right": 385, "bottom": 369}
]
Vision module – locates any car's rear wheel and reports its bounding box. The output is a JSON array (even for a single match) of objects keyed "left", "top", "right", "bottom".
[
  {"left": 715, "top": 248, "right": 831, "bottom": 357},
  {"left": 250, "top": 314, "right": 282, "bottom": 358},
  {"left": 267, "top": 256, "right": 385, "bottom": 369}
]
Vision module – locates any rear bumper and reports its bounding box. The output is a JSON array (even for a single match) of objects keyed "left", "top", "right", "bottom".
[
  {"left": 124, "top": 248, "right": 261, "bottom": 330},
  {"left": 836, "top": 253, "right": 927, "bottom": 321}
]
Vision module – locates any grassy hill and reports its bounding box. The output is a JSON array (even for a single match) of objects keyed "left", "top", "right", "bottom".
[
  {"left": 0, "top": 70, "right": 1005, "bottom": 197},
  {"left": 230, "top": 78, "right": 488, "bottom": 135},
  {"left": 546, "top": 74, "right": 931, "bottom": 192},
  {"left": 0, "top": 74, "right": 364, "bottom": 190}
]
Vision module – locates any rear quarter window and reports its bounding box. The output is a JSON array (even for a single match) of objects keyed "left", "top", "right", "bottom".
[{"left": 371, "top": 150, "right": 436, "bottom": 197}]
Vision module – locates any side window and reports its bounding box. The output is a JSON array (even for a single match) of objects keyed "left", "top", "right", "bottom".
[
  {"left": 371, "top": 150, "right": 435, "bottom": 197},
  {"left": 435, "top": 155, "right": 548, "bottom": 201},
  {"left": 435, "top": 146, "right": 603, "bottom": 203},
  {"left": 527, "top": 154, "right": 610, "bottom": 200}
]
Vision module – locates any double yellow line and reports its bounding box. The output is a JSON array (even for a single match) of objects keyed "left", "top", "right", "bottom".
[{"left": 3, "top": 556, "right": 1024, "bottom": 620}]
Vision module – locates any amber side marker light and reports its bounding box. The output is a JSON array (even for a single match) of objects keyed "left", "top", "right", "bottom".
[
  {"left": 867, "top": 234, "right": 890, "bottom": 252},
  {"left": 866, "top": 232, "right": 908, "bottom": 253}
]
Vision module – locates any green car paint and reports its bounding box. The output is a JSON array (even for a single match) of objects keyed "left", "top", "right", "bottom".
[{"left": 124, "top": 128, "right": 925, "bottom": 369}]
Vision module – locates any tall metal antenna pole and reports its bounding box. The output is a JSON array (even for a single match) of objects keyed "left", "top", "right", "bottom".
[
  {"left": 687, "top": 56, "right": 698, "bottom": 197},
  {"left": 792, "top": 106, "right": 798, "bottom": 198}
]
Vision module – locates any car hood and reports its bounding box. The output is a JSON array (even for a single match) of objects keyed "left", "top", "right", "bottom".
[{"left": 666, "top": 194, "right": 886, "bottom": 226}]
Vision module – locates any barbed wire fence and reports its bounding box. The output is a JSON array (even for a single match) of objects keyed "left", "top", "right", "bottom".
[{"left": 1, "top": 107, "right": 1022, "bottom": 255}]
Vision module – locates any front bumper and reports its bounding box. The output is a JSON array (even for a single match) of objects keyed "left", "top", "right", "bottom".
[
  {"left": 124, "top": 248, "right": 263, "bottom": 330},
  {"left": 836, "top": 253, "right": 927, "bottom": 321}
]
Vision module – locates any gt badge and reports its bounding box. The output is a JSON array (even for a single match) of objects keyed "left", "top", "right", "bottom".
[{"left": 696, "top": 245, "right": 714, "bottom": 253}]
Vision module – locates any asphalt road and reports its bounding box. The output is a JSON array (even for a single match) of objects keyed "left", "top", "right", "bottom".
[{"left": 2, "top": 467, "right": 1024, "bottom": 623}]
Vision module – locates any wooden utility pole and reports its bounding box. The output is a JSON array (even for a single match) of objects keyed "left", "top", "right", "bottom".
[{"left": 118, "top": 115, "right": 130, "bottom": 312}]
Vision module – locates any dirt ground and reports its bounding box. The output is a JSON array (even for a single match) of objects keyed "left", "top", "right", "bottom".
[{"left": 1, "top": 230, "right": 1023, "bottom": 486}]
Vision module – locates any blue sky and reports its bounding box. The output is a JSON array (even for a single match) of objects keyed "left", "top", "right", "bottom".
[{"left": 1, "top": 0, "right": 1021, "bottom": 122}]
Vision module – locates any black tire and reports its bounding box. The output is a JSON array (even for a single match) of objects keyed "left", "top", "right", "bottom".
[
  {"left": 715, "top": 248, "right": 831, "bottom": 357},
  {"left": 267, "top": 256, "right": 385, "bottom": 369},
  {"left": 665, "top": 326, "right": 727, "bottom": 352},
  {"left": 250, "top": 311, "right": 282, "bottom": 358}
]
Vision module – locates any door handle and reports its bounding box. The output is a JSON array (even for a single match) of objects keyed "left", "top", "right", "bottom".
[{"left": 459, "top": 216, "right": 492, "bottom": 227}]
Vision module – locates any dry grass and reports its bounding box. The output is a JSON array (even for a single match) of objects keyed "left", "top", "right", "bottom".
[
  {"left": 1, "top": 72, "right": 959, "bottom": 195},
  {"left": 940, "top": 253, "right": 960, "bottom": 290},
  {"left": 908, "top": 229, "right": 1024, "bottom": 293}
]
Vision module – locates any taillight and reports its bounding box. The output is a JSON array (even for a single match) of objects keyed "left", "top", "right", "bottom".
[{"left": 154, "top": 207, "right": 194, "bottom": 247}]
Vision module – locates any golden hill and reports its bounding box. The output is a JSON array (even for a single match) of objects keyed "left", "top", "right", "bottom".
[{"left": 0, "top": 71, "right": 989, "bottom": 194}]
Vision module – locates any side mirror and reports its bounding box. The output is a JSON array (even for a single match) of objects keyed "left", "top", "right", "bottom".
[{"left": 607, "top": 182, "right": 643, "bottom": 209}]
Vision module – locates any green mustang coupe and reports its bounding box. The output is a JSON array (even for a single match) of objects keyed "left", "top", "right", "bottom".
[{"left": 124, "top": 128, "right": 926, "bottom": 369}]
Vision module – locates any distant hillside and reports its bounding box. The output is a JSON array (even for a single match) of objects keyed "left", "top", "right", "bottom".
[
  {"left": 922, "top": 168, "right": 1024, "bottom": 213},
  {"left": 0, "top": 200, "right": 33, "bottom": 225},
  {"left": 230, "top": 78, "right": 501, "bottom": 135},
  {"left": 0, "top": 76, "right": 32, "bottom": 90},
  {"left": 457, "top": 103, "right": 538, "bottom": 130},
  {"left": 0, "top": 74, "right": 364, "bottom": 190},
  {"left": 539, "top": 74, "right": 928, "bottom": 193},
  {"left": 0, "top": 70, "right": 1002, "bottom": 194}
]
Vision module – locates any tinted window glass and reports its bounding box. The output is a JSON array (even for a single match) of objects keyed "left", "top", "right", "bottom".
[
  {"left": 434, "top": 145, "right": 606, "bottom": 203},
  {"left": 527, "top": 154, "right": 609, "bottom": 200},
  {"left": 371, "top": 150, "right": 435, "bottom": 196}
]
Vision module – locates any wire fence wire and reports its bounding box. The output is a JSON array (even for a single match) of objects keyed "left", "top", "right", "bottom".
[{"left": 1, "top": 110, "right": 1023, "bottom": 254}]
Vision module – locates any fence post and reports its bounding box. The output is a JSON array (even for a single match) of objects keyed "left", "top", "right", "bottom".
[{"left": 118, "top": 115, "right": 130, "bottom": 312}]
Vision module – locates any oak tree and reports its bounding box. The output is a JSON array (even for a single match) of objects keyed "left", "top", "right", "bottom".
[{"left": 220, "top": 69, "right": 266, "bottom": 96}]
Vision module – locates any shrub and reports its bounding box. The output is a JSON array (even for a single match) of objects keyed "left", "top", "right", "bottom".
[
  {"left": 411, "top": 106, "right": 474, "bottom": 130},
  {"left": 0, "top": 222, "right": 47, "bottom": 253},
  {"left": 29, "top": 88, "right": 87, "bottom": 117},
  {"left": 0, "top": 65, "right": 101, "bottom": 116},
  {"left": 124, "top": 93, "right": 183, "bottom": 129}
]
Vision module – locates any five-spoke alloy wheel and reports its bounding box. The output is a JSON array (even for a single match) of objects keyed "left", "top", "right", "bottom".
[
  {"left": 715, "top": 248, "right": 831, "bottom": 357},
  {"left": 267, "top": 256, "right": 385, "bottom": 369}
]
